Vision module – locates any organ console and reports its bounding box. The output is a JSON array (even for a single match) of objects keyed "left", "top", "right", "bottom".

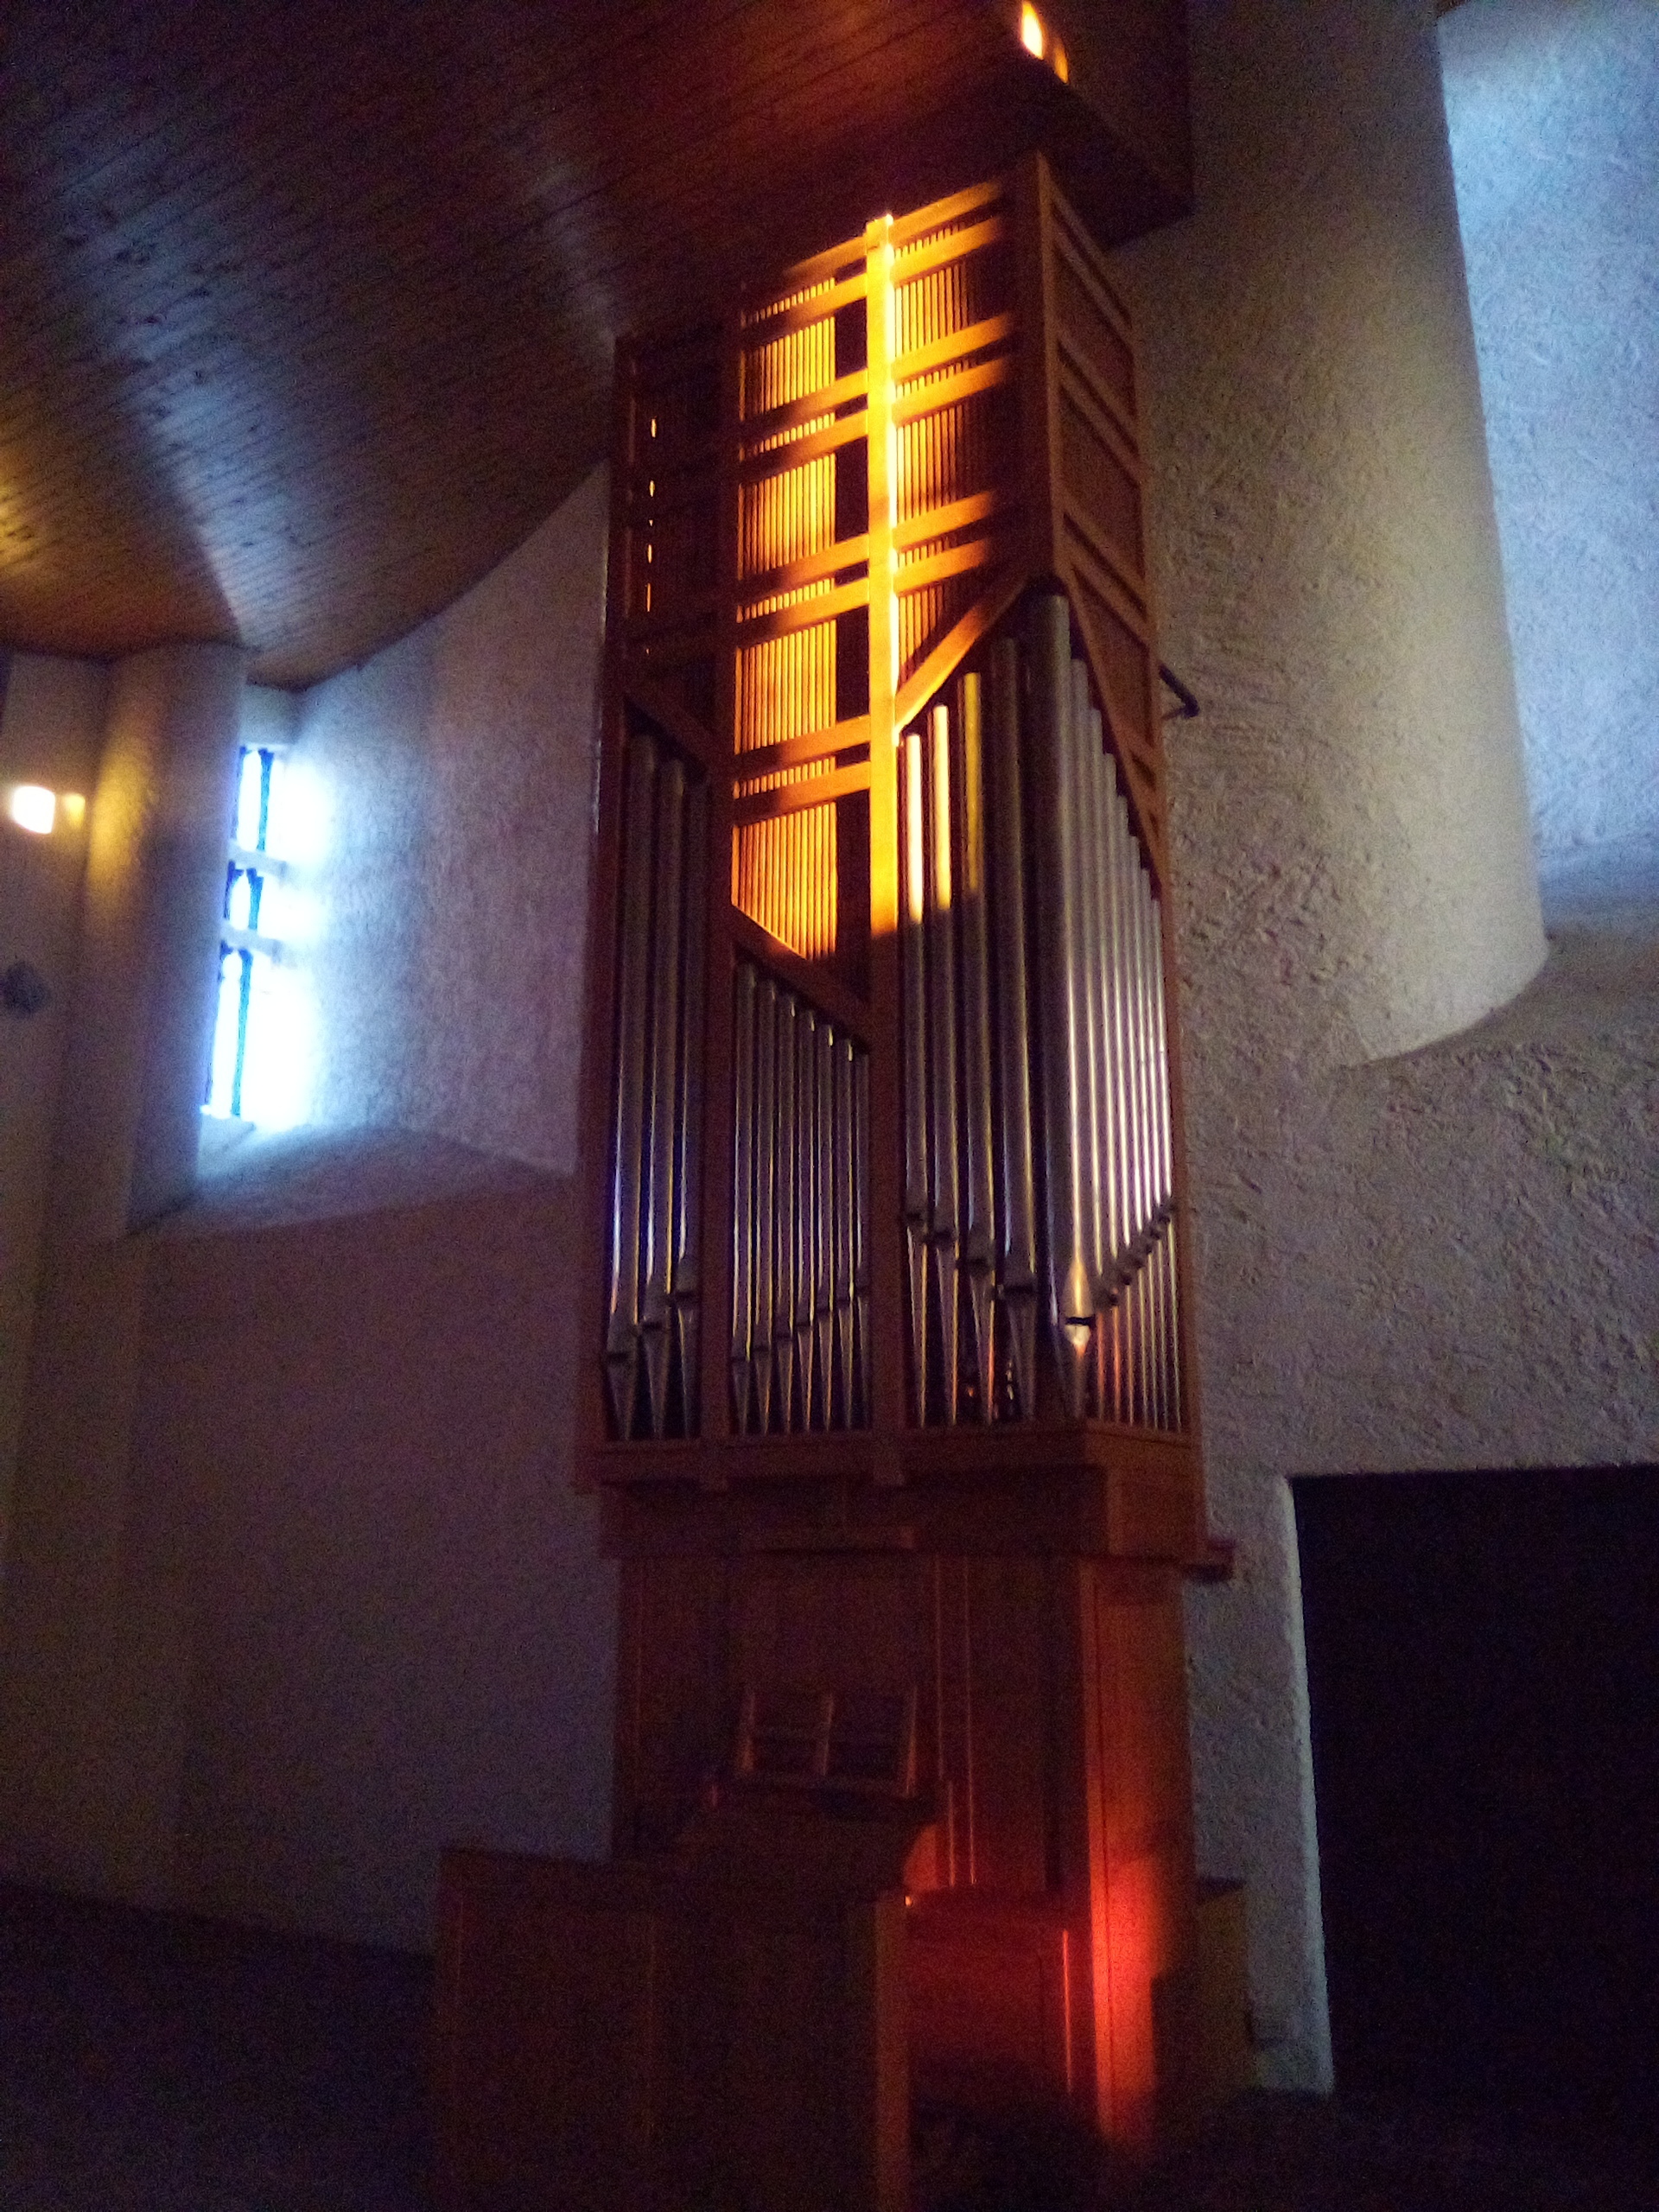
[{"left": 435, "top": 149, "right": 1231, "bottom": 2212}]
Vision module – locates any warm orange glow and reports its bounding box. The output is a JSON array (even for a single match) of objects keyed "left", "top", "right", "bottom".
[
  {"left": 60, "top": 791, "right": 86, "bottom": 828},
  {"left": 8, "top": 784, "right": 55, "bottom": 834},
  {"left": 1019, "top": 5, "right": 1068, "bottom": 79}
]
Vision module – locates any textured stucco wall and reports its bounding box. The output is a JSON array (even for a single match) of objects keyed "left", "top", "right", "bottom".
[
  {"left": 0, "top": 655, "right": 106, "bottom": 1568},
  {"left": 1440, "top": 0, "right": 1659, "bottom": 889},
  {"left": 286, "top": 465, "right": 608, "bottom": 1168},
  {"left": 47, "top": 643, "right": 248, "bottom": 1243},
  {"left": 1110, "top": 0, "right": 1654, "bottom": 2092},
  {"left": 0, "top": 472, "right": 617, "bottom": 1947}
]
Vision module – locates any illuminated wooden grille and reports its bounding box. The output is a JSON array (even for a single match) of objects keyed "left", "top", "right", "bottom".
[{"left": 588, "top": 156, "right": 1198, "bottom": 1493}]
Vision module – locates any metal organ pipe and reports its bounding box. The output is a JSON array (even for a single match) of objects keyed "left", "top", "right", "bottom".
[
  {"left": 641, "top": 753, "right": 687, "bottom": 1438},
  {"left": 729, "top": 951, "right": 870, "bottom": 1437},
  {"left": 900, "top": 728, "right": 931, "bottom": 1425},
  {"left": 891, "top": 599, "right": 1185, "bottom": 1436},
  {"left": 606, "top": 728, "right": 709, "bottom": 1443},
  {"left": 730, "top": 959, "right": 758, "bottom": 1432},
  {"left": 925, "top": 703, "right": 962, "bottom": 1426},
  {"left": 774, "top": 988, "right": 798, "bottom": 1427},
  {"left": 607, "top": 730, "right": 659, "bottom": 1440},
  {"left": 1030, "top": 594, "right": 1094, "bottom": 1421},
  {"left": 673, "top": 780, "right": 708, "bottom": 1434},
  {"left": 987, "top": 636, "right": 1038, "bottom": 1421},
  {"left": 954, "top": 671, "right": 998, "bottom": 1423}
]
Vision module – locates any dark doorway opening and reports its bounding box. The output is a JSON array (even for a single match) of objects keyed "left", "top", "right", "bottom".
[{"left": 1294, "top": 1466, "right": 1659, "bottom": 2158}]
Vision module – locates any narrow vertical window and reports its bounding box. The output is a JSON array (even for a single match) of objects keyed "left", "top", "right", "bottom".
[{"left": 204, "top": 741, "right": 289, "bottom": 1121}]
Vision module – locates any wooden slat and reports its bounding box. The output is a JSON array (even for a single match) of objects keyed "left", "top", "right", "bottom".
[
  {"left": 742, "top": 269, "right": 869, "bottom": 347},
  {"left": 892, "top": 565, "right": 1026, "bottom": 729},
  {"left": 893, "top": 485, "right": 1012, "bottom": 554},
  {"left": 621, "top": 672, "right": 724, "bottom": 779},
  {"left": 889, "top": 175, "right": 1006, "bottom": 248},
  {"left": 894, "top": 531, "right": 1013, "bottom": 600},
  {"left": 732, "top": 759, "right": 872, "bottom": 826},
  {"left": 893, "top": 309, "right": 1018, "bottom": 388},
  {"left": 892, "top": 213, "right": 1010, "bottom": 285},
  {"left": 736, "top": 715, "right": 872, "bottom": 779},
  {"left": 0, "top": 2, "right": 1191, "bottom": 683},
  {"left": 729, "top": 909, "right": 874, "bottom": 1041},
  {"left": 741, "top": 368, "right": 869, "bottom": 446},
  {"left": 891, "top": 352, "right": 1014, "bottom": 428},
  {"left": 1057, "top": 342, "right": 1142, "bottom": 479},
  {"left": 736, "top": 412, "right": 869, "bottom": 486},
  {"left": 734, "top": 575, "right": 867, "bottom": 649},
  {"left": 738, "top": 536, "right": 870, "bottom": 604}
]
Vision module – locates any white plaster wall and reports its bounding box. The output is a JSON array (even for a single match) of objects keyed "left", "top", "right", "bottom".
[
  {"left": 1110, "top": 0, "right": 1650, "bottom": 2092},
  {"left": 286, "top": 465, "right": 608, "bottom": 1168},
  {"left": 1441, "top": 0, "right": 1659, "bottom": 888},
  {"left": 0, "top": 472, "right": 617, "bottom": 1948},
  {"left": 0, "top": 654, "right": 107, "bottom": 1566},
  {"left": 47, "top": 643, "right": 248, "bottom": 1244}
]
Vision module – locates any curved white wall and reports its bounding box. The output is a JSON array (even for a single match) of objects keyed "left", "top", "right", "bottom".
[
  {"left": 1441, "top": 0, "right": 1659, "bottom": 898},
  {"left": 1127, "top": 0, "right": 1543, "bottom": 1074},
  {"left": 1116, "top": 0, "right": 1579, "bottom": 2091}
]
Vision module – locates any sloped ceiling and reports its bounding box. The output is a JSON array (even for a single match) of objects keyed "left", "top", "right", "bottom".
[{"left": 0, "top": 0, "right": 1189, "bottom": 685}]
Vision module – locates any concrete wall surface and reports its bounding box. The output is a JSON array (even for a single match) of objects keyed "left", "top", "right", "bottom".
[
  {"left": 1441, "top": 0, "right": 1659, "bottom": 887},
  {"left": 0, "top": 655, "right": 108, "bottom": 1563},
  {"left": 1118, "top": 0, "right": 1653, "bottom": 2091},
  {"left": 0, "top": 470, "right": 617, "bottom": 1948},
  {"left": 283, "top": 465, "right": 608, "bottom": 1166},
  {"left": 0, "top": 1135, "right": 615, "bottom": 1948}
]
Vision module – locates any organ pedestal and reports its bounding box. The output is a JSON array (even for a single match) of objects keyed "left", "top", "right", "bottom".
[{"left": 435, "top": 151, "right": 1229, "bottom": 2212}]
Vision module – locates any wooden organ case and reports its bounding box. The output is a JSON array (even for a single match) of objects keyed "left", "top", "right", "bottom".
[{"left": 435, "top": 156, "right": 1223, "bottom": 2212}]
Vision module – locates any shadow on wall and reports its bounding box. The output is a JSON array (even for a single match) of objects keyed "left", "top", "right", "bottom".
[{"left": 0, "top": 1128, "right": 617, "bottom": 1953}]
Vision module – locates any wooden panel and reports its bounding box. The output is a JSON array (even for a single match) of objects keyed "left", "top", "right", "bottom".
[
  {"left": 909, "top": 1894, "right": 1075, "bottom": 2113},
  {"left": 434, "top": 1849, "right": 908, "bottom": 2212},
  {"left": 0, "top": 0, "right": 1192, "bottom": 685},
  {"left": 433, "top": 1859, "right": 657, "bottom": 2211},
  {"left": 961, "top": 1557, "right": 1053, "bottom": 1893}
]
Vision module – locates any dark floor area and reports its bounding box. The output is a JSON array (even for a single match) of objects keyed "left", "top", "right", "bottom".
[{"left": 3, "top": 1882, "right": 1654, "bottom": 2210}]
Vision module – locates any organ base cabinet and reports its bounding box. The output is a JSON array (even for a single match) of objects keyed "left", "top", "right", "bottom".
[{"left": 435, "top": 141, "right": 1230, "bottom": 2209}]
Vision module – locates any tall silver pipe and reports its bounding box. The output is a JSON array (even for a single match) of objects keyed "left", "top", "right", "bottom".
[
  {"left": 834, "top": 1032, "right": 856, "bottom": 1427},
  {"left": 774, "top": 988, "right": 798, "bottom": 1430},
  {"left": 1132, "top": 848, "right": 1160, "bottom": 1425},
  {"left": 1100, "top": 756, "right": 1135, "bottom": 1306},
  {"left": 925, "top": 702, "right": 961, "bottom": 1425},
  {"left": 753, "top": 974, "right": 777, "bottom": 1432},
  {"left": 607, "top": 729, "right": 658, "bottom": 1438},
  {"left": 672, "top": 779, "right": 707, "bottom": 1433},
  {"left": 1029, "top": 595, "right": 1093, "bottom": 1421},
  {"left": 1068, "top": 660, "right": 1106, "bottom": 1415},
  {"left": 1147, "top": 889, "right": 1184, "bottom": 1427},
  {"left": 987, "top": 635, "right": 1037, "bottom": 1420},
  {"left": 1086, "top": 708, "right": 1125, "bottom": 1325},
  {"left": 854, "top": 1046, "right": 872, "bottom": 1425},
  {"left": 954, "top": 672, "right": 997, "bottom": 1422},
  {"left": 1109, "top": 787, "right": 1146, "bottom": 1419},
  {"left": 794, "top": 1003, "right": 818, "bottom": 1427},
  {"left": 641, "top": 754, "right": 686, "bottom": 1438},
  {"left": 814, "top": 1017, "right": 836, "bottom": 1425},
  {"left": 730, "top": 959, "right": 757, "bottom": 1433},
  {"left": 1143, "top": 880, "right": 1177, "bottom": 1428},
  {"left": 900, "top": 726, "right": 931, "bottom": 1424}
]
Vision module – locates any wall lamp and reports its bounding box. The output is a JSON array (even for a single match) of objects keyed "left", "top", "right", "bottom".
[{"left": 5, "top": 783, "right": 86, "bottom": 836}]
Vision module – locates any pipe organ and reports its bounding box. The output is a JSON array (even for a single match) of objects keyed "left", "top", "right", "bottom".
[
  {"left": 594, "top": 160, "right": 1198, "bottom": 1478},
  {"left": 435, "top": 150, "right": 1224, "bottom": 2212}
]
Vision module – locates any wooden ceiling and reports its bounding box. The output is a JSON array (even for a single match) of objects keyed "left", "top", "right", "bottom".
[{"left": 0, "top": 0, "right": 1189, "bottom": 686}]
